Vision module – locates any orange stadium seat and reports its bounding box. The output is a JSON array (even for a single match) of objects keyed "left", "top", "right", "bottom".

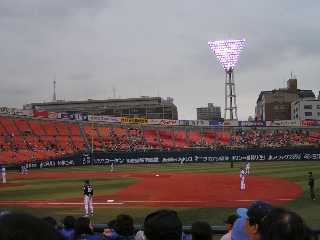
[
  {"left": 159, "top": 130, "right": 173, "bottom": 149},
  {"left": 54, "top": 122, "right": 71, "bottom": 136},
  {"left": 42, "top": 122, "right": 59, "bottom": 136},
  {"left": 217, "top": 132, "right": 230, "bottom": 146},
  {"left": 0, "top": 118, "right": 21, "bottom": 136},
  {"left": 173, "top": 131, "right": 188, "bottom": 149},
  {"left": 27, "top": 120, "right": 47, "bottom": 136},
  {"left": 143, "top": 129, "right": 159, "bottom": 148},
  {"left": 68, "top": 123, "right": 82, "bottom": 136}
]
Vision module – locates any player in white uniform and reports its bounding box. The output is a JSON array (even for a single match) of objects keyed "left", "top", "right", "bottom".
[
  {"left": 240, "top": 167, "right": 245, "bottom": 190},
  {"left": 245, "top": 162, "right": 250, "bottom": 174},
  {"left": 83, "top": 180, "right": 94, "bottom": 217},
  {"left": 110, "top": 163, "right": 114, "bottom": 172},
  {"left": 21, "top": 165, "right": 27, "bottom": 174},
  {"left": 1, "top": 165, "right": 6, "bottom": 183}
]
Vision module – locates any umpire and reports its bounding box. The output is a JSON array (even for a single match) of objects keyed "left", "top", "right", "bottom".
[{"left": 308, "top": 171, "right": 315, "bottom": 200}]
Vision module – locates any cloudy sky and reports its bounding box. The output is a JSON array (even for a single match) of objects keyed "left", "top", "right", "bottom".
[{"left": 1, "top": 1, "right": 319, "bottom": 121}]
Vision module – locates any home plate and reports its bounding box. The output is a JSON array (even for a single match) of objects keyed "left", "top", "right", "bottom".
[
  {"left": 107, "top": 200, "right": 114, "bottom": 203},
  {"left": 156, "top": 175, "right": 159, "bottom": 177}
]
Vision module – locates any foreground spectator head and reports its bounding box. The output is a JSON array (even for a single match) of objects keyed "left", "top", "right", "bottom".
[
  {"left": 259, "top": 208, "right": 313, "bottom": 240},
  {"left": 190, "top": 221, "right": 212, "bottom": 240},
  {"left": 62, "top": 215, "right": 76, "bottom": 230},
  {"left": 231, "top": 217, "right": 249, "bottom": 240},
  {"left": 0, "top": 212, "right": 66, "bottom": 240},
  {"left": 144, "top": 209, "right": 182, "bottom": 240},
  {"left": 223, "top": 214, "right": 239, "bottom": 231},
  {"left": 41, "top": 216, "right": 58, "bottom": 228},
  {"left": 114, "top": 213, "right": 134, "bottom": 237},
  {"left": 73, "top": 216, "right": 95, "bottom": 239},
  {"left": 237, "top": 200, "right": 274, "bottom": 240}
]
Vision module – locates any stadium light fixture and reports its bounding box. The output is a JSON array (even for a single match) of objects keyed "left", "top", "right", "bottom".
[
  {"left": 208, "top": 39, "right": 245, "bottom": 70},
  {"left": 208, "top": 39, "right": 245, "bottom": 120}
]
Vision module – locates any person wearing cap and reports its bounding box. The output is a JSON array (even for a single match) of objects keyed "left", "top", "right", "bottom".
[
  {"left": 308, "top": 171, "right": 315, "bottom": 200},
  {"left": 221, "top": 215, "right": 239, "bottom": 240},
  {"left": 143, "top": 208, "right": 183, "bottom": 240},
  {"left": 240, "top": 167, "right": 245, "bottom": 190},
  {"left": 231, "top": 218, "right": 249, "bottom": 240},
  {"left": 245, "top": 162, "right": 250, "bottom": 174},
  {"left": 236, "top": 200, "right": 274, "bottom": 240},
  {"left": 60, "top": 215, "right": 76, "bottom": 239}
]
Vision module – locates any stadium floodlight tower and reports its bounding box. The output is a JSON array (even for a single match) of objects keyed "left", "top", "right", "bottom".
[{"left": 208, "top": 39, "right": 245, "bottom": 120}]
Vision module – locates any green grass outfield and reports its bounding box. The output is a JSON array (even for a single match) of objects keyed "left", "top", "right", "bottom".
[{"left": 1, "top": 161, "right": 319, "bottom": 228}]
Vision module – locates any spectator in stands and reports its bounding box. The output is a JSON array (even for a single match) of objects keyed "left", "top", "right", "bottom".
[
  {"left": 236, "top": 200, "right": 274, "bottom": 240},
  {"left": 143, "top": 208, "right": 182, "bottom": 240},
  {"left": 60, "top": 215, "right": 76, "bottom": 239},
  {"left": 231, "top": 217, "right": 249, "bottom": 240},
  {"left": 221, "top": 215, "right": 239, "bottom": 240},
  {"left": 0, "top": 212, "right": 66, "bottom": 240},
  {"left": 190, "top": 221, "right": 212, "bottom": 240},
  {"left": 41, "top": 216, "right": 58, "bottom": 228},
  {"left": 102, "top": 213, "right": 134, "bottom": 240},
  {"left": 259, "top": 207, "right": 312, "bottom": 240},
  {"left": 71, "top": 216, "right": 101, "bottom": 240}
]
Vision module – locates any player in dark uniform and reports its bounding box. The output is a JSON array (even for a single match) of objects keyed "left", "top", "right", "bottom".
[
  {"left": 83, "top": 180, "right": 94, "bottom": 217},
  {"left": 308, "top": 171, "right": 315, "bottom": 200}
]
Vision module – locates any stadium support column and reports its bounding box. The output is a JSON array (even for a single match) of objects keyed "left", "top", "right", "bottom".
[{"left": 225, "top": 68, "right": 237, "bottom": 120}]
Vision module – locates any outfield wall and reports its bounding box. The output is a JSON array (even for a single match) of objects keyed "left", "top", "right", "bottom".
[{"left": 21, "top": 147, "right": 320, "bottom": 169}]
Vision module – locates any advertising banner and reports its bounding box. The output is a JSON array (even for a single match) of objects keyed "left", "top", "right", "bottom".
[
  {"left": 266, "top": 120, "right": 300, "bottom": 127},
  {"left": 13, "top": 109, "right": 33, "bottom": 116},
  {"left": 33, "top": 111, "right": 49, "bottom": 118},
  {"left": 179, "top": 120, "right": 209, "bottom": 126},
  {"left": 209, "top": 120, "right": 238, "bottom": 126},
  {"left": 238, "top": 121, "right": 266, "bottom": 127},
  {"left": 121, "top": 117, "right": 148, "bottom": 124}
]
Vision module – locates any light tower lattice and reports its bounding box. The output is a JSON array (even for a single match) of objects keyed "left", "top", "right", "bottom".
[{"left": 208, "top": 39, "right": 245, "bottom": 120}]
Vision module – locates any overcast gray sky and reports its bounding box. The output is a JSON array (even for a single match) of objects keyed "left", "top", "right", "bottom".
[{"left": 1, "top": 1, "right": 319, "bottom": 121}]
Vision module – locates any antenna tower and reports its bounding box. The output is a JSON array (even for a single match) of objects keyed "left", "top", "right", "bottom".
[
  {"left": 111, "top": 87, "right": 118, "bottom": 99},
  {"left": 53, "top": 77, "right": 57, "bottom": 102}
]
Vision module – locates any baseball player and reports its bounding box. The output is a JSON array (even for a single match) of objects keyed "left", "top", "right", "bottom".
[
  {"left": 1, "top": 165, "right": 6, "bottom": 183},
  {"left": 245, "top": 161, "right": 250, "bottom": 174},
  {"left": 240, "top": 167, "right": 245, "bottom": 190},
  {"left": 83, "top": 179, "right": 94, "bottom": 217},
  {"left": 110, "top": 163, "right": 114, "bottom": 172},
  {"left": 21, "top": 165, "right": 27, "bottom": 174}
]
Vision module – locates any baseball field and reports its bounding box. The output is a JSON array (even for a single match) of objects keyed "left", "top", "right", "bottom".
[{"left": 0, "top": 161, "right": 319, "bottom": 228}]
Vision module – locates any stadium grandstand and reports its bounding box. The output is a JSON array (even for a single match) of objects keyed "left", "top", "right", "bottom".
[{"left": 0, "top": 108, "right": 319, "bottom": 166}]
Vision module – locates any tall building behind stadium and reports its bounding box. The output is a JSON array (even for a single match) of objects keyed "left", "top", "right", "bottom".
[{"left": 27, "top": 96, "right": 178, "bottom": 120}]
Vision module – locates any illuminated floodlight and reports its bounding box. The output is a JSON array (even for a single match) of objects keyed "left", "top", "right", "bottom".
[{"left": 208, "top": 39, "right": 245, "bottom": 70}]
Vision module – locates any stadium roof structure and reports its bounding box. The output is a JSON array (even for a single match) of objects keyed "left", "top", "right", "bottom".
[{"left": 208, "top": 39, "right": 245, "bottom": 70}]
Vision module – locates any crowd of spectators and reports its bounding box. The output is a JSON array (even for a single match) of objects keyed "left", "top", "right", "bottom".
[
  {"left": 1, "top": 119, "right": 320, "bottom": 165},
  {"left": 0, "top": 202, "right": 314, "bottom": 240}
]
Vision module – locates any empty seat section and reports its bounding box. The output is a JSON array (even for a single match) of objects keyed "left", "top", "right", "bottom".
[
  {"left": 203, "top": 132, "right": 216, "bottom": 145},
  {"left": 0, "top": 123, "right": 7, "bottom": 136},
  {"left": 41, "top": 136, "right": 58, "bottom": 151},
  {"left": 0, "top": 118, "right": 20, "bottom": 136},
  {"left": 28, "top": 120, "right": 46, "bottom": 136},
  {"left": 97, "top": 126, "right": 111, "bottom": 137},
  {"left": 173, "top": 131, "right": 188, "bottom": 148},
  {"left": 72, "top": 136, "right": 86, "bottom": 150},
  {"left": 54, "top": 122, "right": 70, "bottom": 136},
  {"left": 188, "top": 131, "right": 202, "bottom": 146},
  {"left": 68, "top": 123, "right": 82, "bottom": 136},
  {"left": 83, "top": 126, "right": 98, "bottom": 137},
  {"left": 42, "top": 122, "right": 58, "bottom": 136},
  {"left": 13, "top": 119, "right": 32, "bottom": 136},
  {"left": 159, "top": 130, "right": 173, "bottom": 148},
  {"left": 217, "top": 132, "right": 230, "bottom": 146},
  {"left": 143, "top": 129, "right": 159, "bottom": 148}
]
